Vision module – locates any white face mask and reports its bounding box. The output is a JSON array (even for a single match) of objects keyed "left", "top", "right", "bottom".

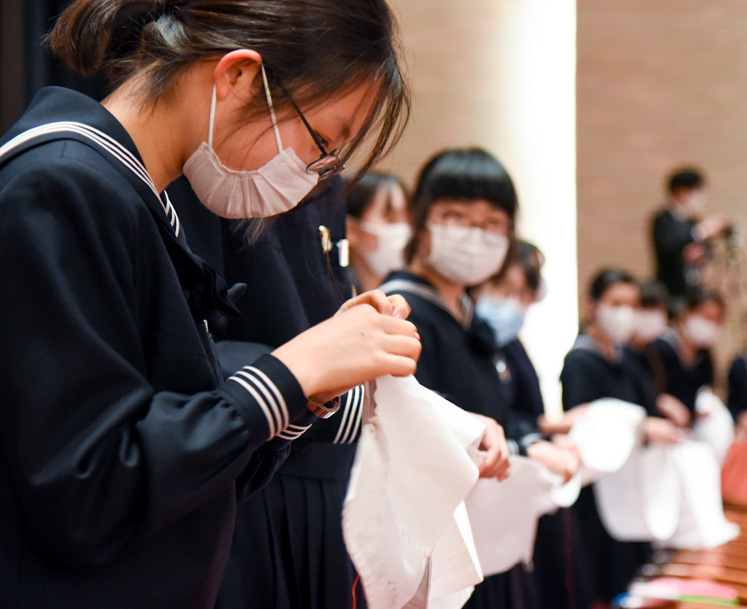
[
  {"left": 634, "top": 309, "right": 669, "bottom": 343},
  {"left": 596, "top": 304, "right": 637, "bottom": 344},
  {"left": 183, "top": 66, "right": 319, "bottom": 219},
  {"left": 475, "top": 296, "right": 526, "bottom": 347},
  {"left": 684, "top": 315, "right": 721, "bottom": 348},
  {"left": 681, "top": 191, "right": 707, "bottom": 217},
  {"left": 426, "top": 222, "right": 509, "bottom": 286},
  {"left": 358, "top": 220, "right": 412, "bottom": 277}
]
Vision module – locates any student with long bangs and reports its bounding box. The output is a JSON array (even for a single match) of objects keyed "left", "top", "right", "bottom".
[
  {"left": 345, "top": 171, "right": 412, "bottom": 293},
  {"left": 0, "top": 1, "right": 422, "bottom": 607},
  {"left": 383, "top": 147, "right": 575, "bottom": 609}
]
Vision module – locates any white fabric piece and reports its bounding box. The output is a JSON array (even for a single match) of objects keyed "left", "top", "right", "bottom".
[
  {"left": 342, "top": 375, "right": 486, "bottom": 609},
  {"left": 563, "top": 397, "right": 737, "bottom": 549},
  {"left": 466, "top": 457, "right": 566, "bottom": 577},
  {"left": 692, "top": 387, "right": 734, "bottom": 465},
  {"left": 551, "top": 471, "right": 582, "bottom": 508},
  {"left": 594, "top": 444, "right": 680, "bottom": 541},
  {"left": 568, "top": 398, "right": 647, "bottom": 485},
  {"left": 593, "top": 440, "right": 738, "bottom": 549},
  {"left": 665, "top": 440, "right": 739, "bottom": 549}
]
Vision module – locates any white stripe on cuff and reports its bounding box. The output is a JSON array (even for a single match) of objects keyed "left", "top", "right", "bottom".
[
  {"left": 228, "top": 366, "right": 287, "bottom": 438},
  {"left": 277, "top": 424, "right": 312, "bottom": 441},
  {"left": 248, "top": 367, "right": 290, "bottom": 429},
  {"left": 334, "top": 385, "right": 364, "bottom": 444}
]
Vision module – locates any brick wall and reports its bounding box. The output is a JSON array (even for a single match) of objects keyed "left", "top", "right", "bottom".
[{"left": 577, "top": 0, "right": 747, "bottom": 386}]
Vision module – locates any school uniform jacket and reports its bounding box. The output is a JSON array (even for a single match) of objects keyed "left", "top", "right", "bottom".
[
  {"left": 560, "top": 334, "right": 657, "bottom": 413},
  {"left": 647, "top": 333, "right": 713, "bottom": 416},
  {"left": 171, "top": 176, "right": 366, "bottom": 609},
  {"left": 0, "top": 87, "right": 313, "bottom": 609}
]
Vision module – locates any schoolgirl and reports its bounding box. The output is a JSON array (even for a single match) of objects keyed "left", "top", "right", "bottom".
[
  {"left": 382, "top": 147, "right": 542, "bottom": 609},
  {"left": 345, "top": 171, "right": 412, "bottom": 292},
  {"left": 0, "top": 1, "right": 420, "bottom": 607},
  {"left": 560, "top": 269, "right": 683, "bottom": 606}
]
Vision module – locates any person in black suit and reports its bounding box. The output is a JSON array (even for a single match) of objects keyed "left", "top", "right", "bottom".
[{"left": 651, "top": 167, "right": 731, "bottom": 302}]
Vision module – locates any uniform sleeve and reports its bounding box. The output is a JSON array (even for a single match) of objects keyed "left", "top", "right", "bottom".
[
  {"left": 560, "top": 350, "right": 603, "bottom": 410},
  {"left": 0, "top": 157, "right": 309, "bottom": 565},
  {"left": 215, "top": 339, "right": 366, "bottom": 445},
  {"left": 728, "top": 356, "right": 747, "bottom": 420}
]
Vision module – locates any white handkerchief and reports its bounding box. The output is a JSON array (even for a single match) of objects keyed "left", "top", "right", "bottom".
[
  {"left": 593, "top": 439, "right": 738, "bottom": 548},
  {"left": 466, "top": 457, "right": 564, "bottom": 577},
  {"left": 343, "top": 375, "right": 486, "bottom": 609},
  {"left": 693, "top": 388, "right": 734, "bottom": 465},
  {"left": 666, "top": 440, "right": 739, "bottom": 549},
  {"left": 569, "top": 398, "right": 647, "bottom": 485},
  {"left": 594, "top": 444, "right": 680, "bottom": 541}
]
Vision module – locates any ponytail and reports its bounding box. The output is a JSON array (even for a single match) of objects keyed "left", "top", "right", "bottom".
[
  {"left": 44, "top": 0, "right": 410, "bottom": 173},
  {"left": 46, "top": 1, "right": 181, "bottom": 83}
]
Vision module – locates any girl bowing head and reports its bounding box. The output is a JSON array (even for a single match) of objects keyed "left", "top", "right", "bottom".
[{"left": 0, "top": 1, "right": 419, "bottom": 608}]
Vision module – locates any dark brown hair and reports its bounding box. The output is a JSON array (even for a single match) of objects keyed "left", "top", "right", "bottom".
[
  {"left": 405, "top": 147, "right": 518, "bottom": 263},
  {"left": 343, "top": 171, "right": 408, "bottom": 219},
  {"left": 46, "top": 0, "right": 410, "bottom": 173}
]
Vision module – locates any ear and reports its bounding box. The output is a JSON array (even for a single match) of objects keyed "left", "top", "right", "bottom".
[{"left": 213, "top": 49, "right": 263, "bottom": 102}]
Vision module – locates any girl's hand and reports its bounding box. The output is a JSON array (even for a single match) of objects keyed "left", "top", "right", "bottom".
[
  {"left": 656, "top": 394, "right": 691, "bottom": 428},
  {"left": 527, "top": 440, "right": 581, "bottom": 482},
  {"left": 337, "top": 289, "right": 411, "bottom": 320},
  {"left": 470, "top": 413, "right": 511, "bottom": 481},
  {"left": 643, "top": 416, "right": 687, "bottom": 444},
  {"left": 271, "top": 304, "right": 421, "bottom": 400}
]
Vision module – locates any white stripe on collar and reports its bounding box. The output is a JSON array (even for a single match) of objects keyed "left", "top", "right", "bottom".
[
  {"left": 0, "top": 121, "right": 181, "bottom": 237},
  {"left": 379, "top": 278, "right": 474, "bottom": 327}
]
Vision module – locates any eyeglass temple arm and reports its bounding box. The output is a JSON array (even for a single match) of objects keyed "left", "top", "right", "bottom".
[{"left": 269, "top": 76, "right": 331, "bottom": 156}]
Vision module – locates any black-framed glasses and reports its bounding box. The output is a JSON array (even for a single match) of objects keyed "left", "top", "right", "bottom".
[{"left": 271, "top": 78, "right": 346, "bottom": 181}]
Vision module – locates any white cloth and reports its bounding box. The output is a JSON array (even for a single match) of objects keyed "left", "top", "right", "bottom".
[
  {"left": 342, "top": 375, "right": 486, "bottom": 609},
  {"left": 593, "top": 440, "right": 738, "bottom": 549},
  {"left": 568, "top": 398, "right": 648, "bottom": 485},
  {"left": 692, "top": 387, "right": 734, "bottom": 465},
  {"left": 466, "top": 457, "right": 568, "bottom": 577}
]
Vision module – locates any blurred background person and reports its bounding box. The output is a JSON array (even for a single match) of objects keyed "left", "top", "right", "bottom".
[
  {"left": 384, "top": 147, "right": 582, "bottom": 609},
  {"left": 651, "top": 167, "right": 732, "bottom": 305},
  {"left": 728, "top": 350, "right": 747, "bottom": 434},
  {"left": 472, "top": 241, "right": 583, "bottom": 609},
  {"left": 345, "top": 172, "right": 411, "bottom": 293},
  {"left": 646, "top": 288, "right": 726, "bottom": 428},
  {"left": 171, "top": 176, "right": 368, "bottom": 609},
  {"left": 561, "top": 268, "right": 683, "bottom": 609}
]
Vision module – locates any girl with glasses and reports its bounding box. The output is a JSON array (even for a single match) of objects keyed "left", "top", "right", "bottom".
[{"left": 0, "top": 1, "right": 420, "bottom": 607}]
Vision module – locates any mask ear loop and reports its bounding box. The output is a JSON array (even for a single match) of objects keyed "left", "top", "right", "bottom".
[
  {"left": 208, "top": 86, "right": 217, "bottom": 149},
  {"left": 261, "top": 65, "right": 284, "bottom": 153}
]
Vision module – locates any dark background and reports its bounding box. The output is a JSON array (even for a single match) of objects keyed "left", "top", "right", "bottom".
[{"left": 0, "top": 0, "right": 106, "bottom": 132}]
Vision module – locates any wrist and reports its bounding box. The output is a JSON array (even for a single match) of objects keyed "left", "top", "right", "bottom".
[{"left": 306, "top": 395, "right": 343, "bottom": 419}]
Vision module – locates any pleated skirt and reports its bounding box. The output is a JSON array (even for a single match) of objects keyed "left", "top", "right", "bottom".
[
  {"left": 215, "top": 443, "right": 364, "bottom": 609},
  {"left": 462, "top": 564, "right": 541, "bottom": 609}
]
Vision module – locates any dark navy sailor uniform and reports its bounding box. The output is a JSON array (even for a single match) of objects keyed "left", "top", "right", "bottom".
[
  {"left": 647, "top": 333, "right": 714, "bottom": 418},
  {"left": 493, "top": 339, "right": 591, "bottom": 609},
  {"left": 383, "top": 271, "right": 539, "bottom": 609},
  {"left": 560, "top": 334, "right": 653, "bottom": 604},
  {"left": 728, "top": 352, "right": 747, "bottom": 421},
  {"left": 0, "top": 87, "right": 313, "bottom": 609},
  {"left": 170, "top": 176, "right": 366, "bottom": 609}
]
